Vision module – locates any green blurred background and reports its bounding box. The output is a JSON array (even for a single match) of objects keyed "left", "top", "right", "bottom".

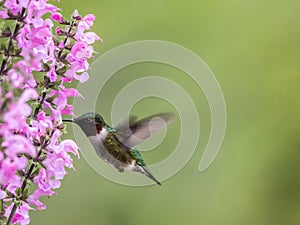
[{"left": 31, "top": 0, "right": 300, "bottom": 225}]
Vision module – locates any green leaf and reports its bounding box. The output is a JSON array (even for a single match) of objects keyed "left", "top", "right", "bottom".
[
  {"left": 16, "top": 170, "right": 26, "bottom": 177},
  {"left": 0, "top": 25, "right": 11, "bottom": 38},
  {"left": 15, "top": 188, "right": 22, "bottom": 198},
  {"left": 15, "top": 200, "right": 21, "bottom": 207},
  {"left": 50, "top": 102, "right": 58, "bottom": 109},
  {"left": 56, "top": 66, "right": 67, "bottom": 75},
  {"left": 13, "top": 48, "right": 22, "bottom": 57},
  {"left": 42, "top": 62, "right": 50, "bottom": 72},
  {"left": 53, "top": 38, "right": 60, "bottom": 47},
  {"left": 39, "top": 161, "right": 47, "bottom": 170},
  {"left": 0, "top": 42, "right": 6, "bottom": 52}
]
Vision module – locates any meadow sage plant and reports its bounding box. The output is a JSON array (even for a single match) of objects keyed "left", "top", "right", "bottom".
[{"left": 0, "top": 0, "right": 100, "bottom": 224}]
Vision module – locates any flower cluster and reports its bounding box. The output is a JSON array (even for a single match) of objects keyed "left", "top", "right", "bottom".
[{"left": 0, "top": 1, "right": 99, "bottom": 224}]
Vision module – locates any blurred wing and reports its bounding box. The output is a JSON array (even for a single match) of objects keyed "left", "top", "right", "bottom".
[
  {"left": 115, "top": 113, "right": 174, "bottom": 148},
  {"left": 114, "top": 116, "right": 138, "bottom": 143}
]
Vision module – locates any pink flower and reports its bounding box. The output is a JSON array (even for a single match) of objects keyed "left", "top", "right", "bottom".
[
  {"left": 74, "top": 71, "right": 89, "bottom": 83},
  {"left": 48, "top": 88, "right": 81, "bottom": 112},
  {"left": 0, "top": 8, "right": 8, "bottom": 19},
  {"left": 76, "top": 20, "right": 90, "bottom": 33},
  {"left": 65, "top": 60, "right": 89, "bottom": 79},
  {"left": 70, "top": 41, "right": 94, "bottom": 59},
  {"left": 57, "top": 91, "right": 67, "bottom": 110},
  {"left": 5, "top": 203, "right": 31, "bottom": 225},
  {"left": 29, "top": 113, "right": 53, "bottom": 139},
  {"left": 18, "top": 19, "right": 55, "bottom": 63},
  {"left": 29, "top": 20, "right": 54, "bottom": 47},
  {"left": 7, "top": 61, "right": 37, "bottom": 89},
  {"left": 8, "top": 69, "right": 25, "bottom": 88},
  {"left": 62, "top": 88, "right": 82, "bottom": 98},
  {"left": 28, "top": 188, "right": 55, "bottom": 210},
  {"left": 75, "top": 20, "right": 101, "bottom": 44},
  {"left": 50, "top": 158, "right": 68, "bottom": 179},
  {"left": 72, "top": 9, "right": 81, "bottom": 20},
  {"left": 4, "top": 0, "right": 23, "bottom": 16},
  {"left": 44, "top": 139, "right": 79, "bottom": 179},
  {"left": 43, "top": 88, "right": 79, "bottom": 116},
  {"left": 26, "top": 0, "right": 58, "bottom": 27},
  {"left": 19, "top": 0, "right": 29, "bottom": 8},
  {"left": 78, "top": 31, "right": 100, "bottom": 44},
  {"left": 3, "top": 104, "right": 29, "bottom": 130},
  {"left": 34, "top": 168, "right": 56, "bottom": 191},
  {"left": 0, "top": 158, "right": 22, "bottom": 186},
  {"left": 61, "top": 104, "right": 74, "bottom": 115},
  {"left": 58, "top": 40, "right": 64, "bottom": 48},
  {"left": 2, "top": 135, "right": 36, "bottom": 159},
  {"left": 60, "top": 139, "right": 79, "bottom": 157},
  {"left": 51, "top": 12, "right": 63, "bottom": 23},
  {"left": 36, "top": 170, "right": 50, "bottom": 191},
  {"left": 19, "top": 88, "right": 38, "bottom": 103},
  {"left": 83, "top": 14, "right": 96, "bottom": 26},
  {"left": 0, "top": 2, "right": 98, "bottom": 223},
  {"left": 3, "top": 89, "right": 37, "bottom": 131},
  {"left": 0, "top": 189, "right": 7, "bottom": 199},
  {"left": 55, "top": 26, "right": 62, "bottom": 34},
  {"left": 47, "top": 65, "right": 57, "bottom": 82}
]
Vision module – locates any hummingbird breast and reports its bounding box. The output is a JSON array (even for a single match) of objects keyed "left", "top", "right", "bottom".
[{"left": 88, "top": 129, "right": 134, "bottom": 172}]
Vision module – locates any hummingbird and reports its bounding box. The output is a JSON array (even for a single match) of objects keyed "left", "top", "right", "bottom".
[{"left": 63, "top": 112, "right": 173, "bottom": 185}]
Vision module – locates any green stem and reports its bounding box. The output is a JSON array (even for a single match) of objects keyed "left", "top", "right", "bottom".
[
  {"left": 5, "top": 153, "right": 40, "bottom": 225},
  {"left": 32, "top": 91, "right": 47, "bottom": 119},
  {"left": 5, "top": 143, "right": 46, "bottom": 225},
  {"left": 31, "top": 18, "right": 75, "bottom": 119},
  {"left": 4, "top": 121, "right": 57, "bottom": 225},
  {"left": 5, "top": 206, "right": 16, "bottom": 225},
  {"left": 57, "top": 19, "right": 75, "bottom": 59},
  {"left": 0, "top": 8, "right": 26, "bottom": 78}
]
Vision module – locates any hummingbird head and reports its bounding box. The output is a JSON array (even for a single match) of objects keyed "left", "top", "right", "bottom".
[{"left": 63, "top": 112, "right": 107, "bottom": 136}]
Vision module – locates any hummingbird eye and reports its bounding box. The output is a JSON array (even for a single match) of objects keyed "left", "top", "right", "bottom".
[{"left": 85, "top": 118, "right": 94, "bottom": 123}]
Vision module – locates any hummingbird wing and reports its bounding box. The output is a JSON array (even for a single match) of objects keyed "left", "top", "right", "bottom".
[
  {"left": 115, "top": 113, "right": 174, "bottom": 148},
  {"left": 113, "top": 116, "right": 138, "bottom": 143}
]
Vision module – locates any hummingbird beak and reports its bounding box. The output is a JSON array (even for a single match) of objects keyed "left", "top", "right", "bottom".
[{"left": 62, "top": 119, "right": 76, "bottom": 123}]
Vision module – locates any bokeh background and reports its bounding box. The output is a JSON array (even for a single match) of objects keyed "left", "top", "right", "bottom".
[{"left": 31, "top": 0, "right": 300, "bottom": 225}]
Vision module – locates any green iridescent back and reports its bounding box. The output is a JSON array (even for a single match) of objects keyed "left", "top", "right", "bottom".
[
  {"left": 128, "top": 148, "right": 146, "bottom": 167},
  {"left": 105, "top": 126, "right": 147, "bottom": 167}
]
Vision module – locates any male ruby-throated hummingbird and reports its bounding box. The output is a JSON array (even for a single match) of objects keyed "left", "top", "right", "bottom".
[{"left": 63, "top": 112, "right": 173, "bottom": 185}]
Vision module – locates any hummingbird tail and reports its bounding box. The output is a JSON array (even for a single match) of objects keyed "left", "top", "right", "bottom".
[{"left": 142, "top": 167, "right": 161, "bottom": 185}]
